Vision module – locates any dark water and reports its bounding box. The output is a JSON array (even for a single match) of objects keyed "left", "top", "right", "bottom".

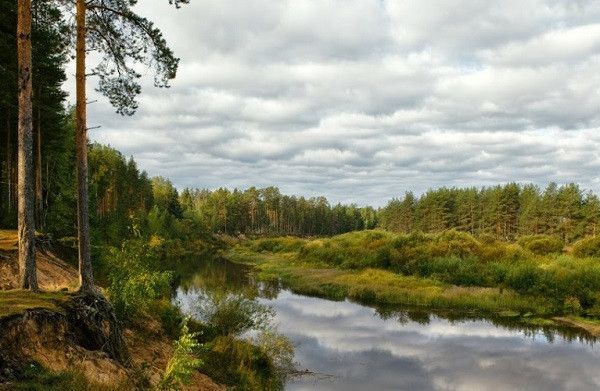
[{"left": 176, "top": 259, "right": 600, "bottom": 391}]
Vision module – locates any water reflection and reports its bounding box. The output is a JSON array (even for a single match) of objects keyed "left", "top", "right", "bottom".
[{"left": 176, "top": 258, "right": 600, "bottom": 390}]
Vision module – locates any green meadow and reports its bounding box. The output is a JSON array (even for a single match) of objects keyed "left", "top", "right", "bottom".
[{"left": 225, "top": 230, "right": 600, "bottom": 330}]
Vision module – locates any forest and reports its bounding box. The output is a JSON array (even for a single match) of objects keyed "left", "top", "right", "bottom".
[
  {"left": 3, "top": 0, "right": 600, "bottom": 390},
  {"left": 378, "top": 183, "right": 600, "bottom": 243}
]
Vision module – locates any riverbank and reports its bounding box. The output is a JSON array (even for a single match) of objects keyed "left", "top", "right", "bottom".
[
  {"left": 178, "top": 252, "right": 600, "bottom": 390},
  {"left": 0, "top": 231, "right": 223, "bottom": 390},
  {"left": 223, "top": 230, "right": 600, "bottom": 336}
]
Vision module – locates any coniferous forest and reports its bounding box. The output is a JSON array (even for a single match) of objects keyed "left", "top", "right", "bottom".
[
  {"left": 2, "top": 1, "right": 600, "bottom": 390},
  {"left": 378, "top": 183, "right": 600, "bottom": 243}
]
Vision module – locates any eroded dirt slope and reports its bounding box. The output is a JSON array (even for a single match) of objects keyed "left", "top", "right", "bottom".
[
  {"left": 0, "top": 230, "right": 78, "bottom": 291},
  {"left": 0, "top": 230, "right": 223, "bottom": 390}
]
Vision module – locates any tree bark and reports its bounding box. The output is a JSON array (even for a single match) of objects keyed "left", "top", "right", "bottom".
[
  {"left": 35, "top": 105, "right": 42, "bottom": 228},
  {"left": 17, "top": 0, "right": 38, "bottom": 291},
  {"left": 76, "top": 0, "right": 94, "bottom": 293}
]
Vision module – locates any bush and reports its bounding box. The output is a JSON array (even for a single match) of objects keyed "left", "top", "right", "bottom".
[
  {"left": 253, "top": 331, "right": 295, "bottom": 386},
  {"left": 189, "top": 289, "right": 294, "bottom": 390},
  {"left": 518, "top": 235, "right": 563, "bottom": 255},
  {"left": 572, "top": 236, "right": 600, "bottom": 258},
  {"left": 429, "top": 230, "right": 482, "bottom": 258},
  {"left": 159, "top": 320, "right": 202, "bottom": 391},
  {"left": 193, "top": 292, "right": 274, "bottom": 337},
  {"left": 252, "top": 237, "right": 305, "bottom": 253},
  {"left": 297, "top": 230, "right": 395, "bottom": 269},
  {"left": 504, "top": 262, "right": 540, "bottom": 295},
  {"left": 377, "top": 232, "right": 430, "bottom": 272},
  {"left": 419, "top": 256, "right": 490, "bottom": 287},
  {"left": 104, "top": 240, "right": 172, "bottom": 321},
  {"left": 563, "top": 297, "right": 582, "bottom": 315},
  {"left": 585, "top": 295, "right": 600, "bottom": 317},
  {"left": 157, "top": 302, "right": 186, "bottom": 339},
  {"left": 200, "top": 336, "right": 285, "bottom": 391}
]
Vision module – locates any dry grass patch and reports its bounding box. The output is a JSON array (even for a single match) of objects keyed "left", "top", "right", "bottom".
[{"left": 0, "top": 230, "right": 18, "bottom": 251}]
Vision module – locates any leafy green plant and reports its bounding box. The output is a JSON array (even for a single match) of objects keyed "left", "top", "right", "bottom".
[
  {"left": 564, "top": 297, "right": 583, "bottom": 315},
  {"left": 253, "top": 331, "right": 295, "bottom": 385},
  {"left": 158, "top": 320, "right": 203, "bottom": 391},
  {"left": 105, "top": 240, "right": 172, "bottom": 321}
]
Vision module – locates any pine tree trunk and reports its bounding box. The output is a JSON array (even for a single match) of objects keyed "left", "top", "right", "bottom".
[
  {"left": 35, "top": 105, "right": 42, "bottom": 229},
  {"left": 76, "top": 0, "right": 94, "bottom": 293},
  {"left": 17, "top": 0, "right": 38, "bottom": 291}
]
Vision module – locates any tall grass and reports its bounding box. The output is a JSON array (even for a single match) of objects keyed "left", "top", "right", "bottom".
[{"left": 231, "top": 230, "right": 600, "bottom": 317}]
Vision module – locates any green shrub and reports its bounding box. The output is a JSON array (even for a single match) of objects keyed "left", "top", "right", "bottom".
[
  {"left": 419, "top": 256, "right": 490, "bottom": 287},
  {"left": 252, "top": 237, "right": 305, "bottom": 253},
  {"left": 572, "top": 236, "right": 600, "bottom": 258},
  {"left": 194, "top": 292, "right": 274, "bottom": 337},
  {"left": 104, "top": 240, "right": 172, "bottom": 321},
  {"left": 477, "top": 233, "right": 497, "bottom": 244},
  {"left": 157, "top": 302, "right": 185, "bottom": 339},
  {"left": 158, "top": 320, "right": 202, "bottom": 391},
  {"left": 585, "top": 296, "right": 600, "bottom": 317},
  {"left": 296, "top": 230, "right": 394, "bottom": 269},
  {"left": 253, "top": 331, "right": 295, "bottom": 386},
  {"left": 382, "top": 232, "right": 430, "bottom": 271},
  {"left": 429, "top": 230, "right": 482, "bottom": 258},
  {"left": 200, "top": 336, "right": 285, "bottom": 391},
  {"left": 518, "top": 235, "right": 563, "bottom": 255},
  {"left": 503, "top": 262, "right": 540, "bottom": 295},
  {"left": 563, "top": 297, "right": 582, "bottom": 315}
]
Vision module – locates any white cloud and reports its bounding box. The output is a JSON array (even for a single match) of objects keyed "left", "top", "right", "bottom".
[{"left": 73, "top": 0, "right": 600, "bottom": 206}]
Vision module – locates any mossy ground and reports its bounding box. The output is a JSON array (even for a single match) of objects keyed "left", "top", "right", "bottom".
[
  {"left": 6, "top": 364, "right": 126, "bottom": 391},
  {"left": 0, "top": 290, "right": 70, "bottom": 318}
]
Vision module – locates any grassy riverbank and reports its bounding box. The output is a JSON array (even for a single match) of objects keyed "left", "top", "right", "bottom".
[{"left": 224, "top": 230, "right": 600, "bottom": 332}]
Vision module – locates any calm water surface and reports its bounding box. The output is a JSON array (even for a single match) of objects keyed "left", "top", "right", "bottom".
[{"left": 176, "top": 259, "right": 600, "bottom": 391}]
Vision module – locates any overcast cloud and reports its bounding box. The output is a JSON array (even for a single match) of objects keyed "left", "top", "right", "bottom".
[{"left": 74, "top": 0, "right": 600, "bottom": 206}]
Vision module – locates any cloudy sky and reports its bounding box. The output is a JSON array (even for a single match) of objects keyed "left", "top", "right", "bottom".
[{"left": 76, "top": 0, "right": 600, "bottom": 206}]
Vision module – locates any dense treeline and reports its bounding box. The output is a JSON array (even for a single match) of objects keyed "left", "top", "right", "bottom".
[
  {"left": 180, "top": 187, "right": 377, "bottom": 236},
  {"left": 5, "top": 132, "right": 368, "bottom": 245},
  {"left": 0, "top": 0, "right": 70, "bottom": 230},
  {"left": 379, "top": 183, "right": 600, "bottom": 243}
]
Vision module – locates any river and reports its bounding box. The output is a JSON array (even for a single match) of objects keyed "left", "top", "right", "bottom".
[{"left": 175, "top": 258, "right": 600, "bottom": 390}]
